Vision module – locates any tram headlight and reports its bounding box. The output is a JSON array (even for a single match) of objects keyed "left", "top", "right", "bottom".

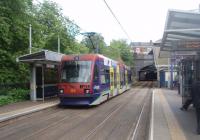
[
  {"left": 59, "top": 89, "right": 64, "bottom": 94},
  {"left": 84, "top": 89, "right": 90, "bottom": 94}
]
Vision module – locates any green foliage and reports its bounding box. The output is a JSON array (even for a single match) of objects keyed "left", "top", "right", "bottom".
[
  {"left": 0, "top": 0, "right": 32, "bottom": 85},
  {"left": 81, "top": 33, "right": 106, "bottom": 53},
  {"left": 0, "top": 0, "right": 85, "bottom": 86},
  {"left": 0, "top": 96, "right": 12, "bottom": 106},
  {"left": 0, "top": 0, "right": 134, "bottom": 106},
  {"left": 0, "top": 88, "right": 29, "bottom": 106},
  {"left": 31, "top": 0, "right": 80, "bottom": 52},
  {"left": 103, "top": 39, "right": 134, "bottom": 66},
  {"left": 81, "top": 36, "right": 134, "bottom": 66}
]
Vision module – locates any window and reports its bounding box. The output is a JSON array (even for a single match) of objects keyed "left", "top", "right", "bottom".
[
  {"left": 110, "top": 71, "right": 114, "bottom": 86},
  {"left": 93, "top": 64, "right": 99, "bottom": 83},
  {"left": 61, "top": 61, "right": 92, "bottom": 83},
  {"left": 100, "top": 67, "right": 110, "bottom": 84},
  {"left": 114, "top": 69, "right": 117, "bottom": 87},
  {"left": 120, "top": 70, "right": 125, "bottom": 85},
  {"left": 100, "top": 75, "right": 106, "bottom": 84},
  {"left": 44, "top": 66, "right": 59, "bottom": 84}
]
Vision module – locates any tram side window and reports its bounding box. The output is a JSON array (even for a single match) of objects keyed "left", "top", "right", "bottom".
[
  {"left": 94, "top": 64, "right": 99, "bottom": 83},
  {"left": 100, "top": 68, "right": 110, "bottom": 84},
  {"left": 114, "top": 69, "right": 117, "bottom": 87},
  {"left": 120, "top": 70, "right": 125, "bottom": 85},
  {"left": 110, "top": 71, "right": 114, "bottom": 85}
]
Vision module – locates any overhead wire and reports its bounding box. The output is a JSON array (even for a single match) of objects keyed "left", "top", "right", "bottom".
[{"left": 102, "top": 0, "right": 132, "bottom": 41}]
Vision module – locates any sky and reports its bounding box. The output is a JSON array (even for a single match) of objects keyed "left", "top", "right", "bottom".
[{"left": 50, "top": 0, "right": 200, "bottom": 45}]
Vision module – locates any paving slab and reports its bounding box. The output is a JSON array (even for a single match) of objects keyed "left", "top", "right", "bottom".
[
  {"left": 151, "top": 88, "right": 200, "bottom": 140},
  {"left": 0, "top": 98, "right": 59, "bottom": 123}
]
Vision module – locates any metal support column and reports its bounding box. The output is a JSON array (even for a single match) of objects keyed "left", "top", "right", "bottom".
[
  {"left": 42, "top": 64, "right": 45, "bottom": 102},
  {"left": 168, "top": 58, "right": 170, "bottom": 88},
  {"left": 157, "top": 67, "right": 160, "bottom": 88},
  {"left": 170, "top": 58, "right": 173, "bottom": 89}
]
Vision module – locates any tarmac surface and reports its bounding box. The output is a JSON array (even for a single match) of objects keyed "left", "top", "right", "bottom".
[{"left": 0, "top": 82, "right": 152, "bottom": 140}]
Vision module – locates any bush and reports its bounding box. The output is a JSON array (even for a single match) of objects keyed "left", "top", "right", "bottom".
[
  {"left": 0, "top": 88, "right": 29, "bottom": 106},
  {"left": 0, "top": 88, "right": 11, "bottom": 96},
  {"left": 0, "top": 96, "right": 12, "bottom": 106},
  {"left": 8, "top": 88, "right": 29, "bottom": 100}
]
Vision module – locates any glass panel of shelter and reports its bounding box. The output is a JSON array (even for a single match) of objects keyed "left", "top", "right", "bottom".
[
  {"left": 180, "top": 57, "right": 200, "bottom": 105},
  {"left": 181, "top": 59, "right": 194, "bottom": 104},
  {"left": 195, "top": 60, "right": 200, "bottom": 82}
]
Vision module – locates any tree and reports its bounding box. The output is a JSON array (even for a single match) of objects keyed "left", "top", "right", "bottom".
[
  {"left": 0, "top": 0, "right": 32, "bottom": 53},
  {"left": 0, "top": 0, "right": 83, "bottom": 84},
  {"left": 81, "top": 33, "right": 106, "bottom": 53},
  {"left": 32, "top": 0, "right": 80, "bottom": 53},
  {"left": 0, "top": 0, "right": 32, "bottom": 84},
  {"left": 109, "top": 39, "right": 134, "bottom": 66}
]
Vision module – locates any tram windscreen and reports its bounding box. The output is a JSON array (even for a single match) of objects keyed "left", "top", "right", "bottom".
[{"left": 61, "top": 61, "right": 92, "bottom": 83}]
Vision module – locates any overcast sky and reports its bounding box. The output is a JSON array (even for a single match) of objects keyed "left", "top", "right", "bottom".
[{"left": 51, "top": 0, "right": 200, "bottom": 44}]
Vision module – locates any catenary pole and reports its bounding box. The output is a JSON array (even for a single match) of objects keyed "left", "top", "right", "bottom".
[{"left": 58, "top": 35, "right": 60, "bottom": 53}]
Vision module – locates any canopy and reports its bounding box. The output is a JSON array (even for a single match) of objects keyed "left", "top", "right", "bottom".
[
  {"left": 17, "top": 50, "right": 64, "bottom": 65},
  {"left": 161, "top": 10, "right": 200, "bottom": 51}
]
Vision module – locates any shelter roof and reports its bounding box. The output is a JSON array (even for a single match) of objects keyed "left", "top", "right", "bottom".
[
  {"left": 161, "top": 9, "right": 200, "bottom": 51},
  {"left": 17, "top": 50, "right": 64, "bottom": 65}
]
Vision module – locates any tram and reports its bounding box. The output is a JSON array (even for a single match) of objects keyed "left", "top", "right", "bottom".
[{"left": 58, "top": 54, "right": 132, "bottom": 106}]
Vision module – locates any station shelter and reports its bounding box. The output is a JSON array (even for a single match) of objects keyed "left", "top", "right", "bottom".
[
  {"left": 17, "top": 50, "right": 64, "bottom": 101},
  {"left": 159, "top": 9, "right": 200, "bottom": 105}
]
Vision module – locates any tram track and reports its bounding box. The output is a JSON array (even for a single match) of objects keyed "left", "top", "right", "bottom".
[
  {"left": 83, "top": 89, "right": 142, "bottom": 140},
  {"left": 0, "top": 82, "right": 152, "bottom": 140},
  {"left": 25, "top": 86, "right": 144, "bottom": 140},
  {"left": 22, "top": 102, "right": 123, "bottom": 140},
  {"left": 127, "top": 83, "right": 153, "bottom": 140},
  {"left": 82, "top": 82, "right": 152, "bottom": 140},
  {"left": 24, "top": 82, "right": 148, "bottom": 140},
  {"left": 1, "top": 84, "right": 146, "bottom": 135}
]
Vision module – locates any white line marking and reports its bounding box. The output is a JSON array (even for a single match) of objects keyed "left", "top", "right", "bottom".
[
  {"left": 149, "top": 89, "right": 155, "bottom": 140},
  {"left": 131, "top": 94, "right": 147, "bottom": 140}
]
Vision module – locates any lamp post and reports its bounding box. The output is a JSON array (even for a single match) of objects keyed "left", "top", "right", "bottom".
[
  {"left": 58, "top": 35, "right": 60, "bottom": 53},
  {"left": 29, "top": 24, "right": 32, "bottom": 54}
]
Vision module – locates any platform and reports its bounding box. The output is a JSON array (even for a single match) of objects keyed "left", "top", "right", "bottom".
[
  {"left": 0, "top": 98, "right": 59, "bottom": 123},
  {"left": 151, "top": 88, "right": 200, "bottom": 140}
]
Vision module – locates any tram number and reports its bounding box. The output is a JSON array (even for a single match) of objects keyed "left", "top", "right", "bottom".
[{"left": 70, "top": 89, "right": 76, "bottom": 93}]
